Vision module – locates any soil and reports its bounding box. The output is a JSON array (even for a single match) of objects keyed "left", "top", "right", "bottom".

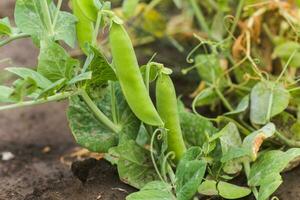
[{"left": 1, "top": 1, "right": 300, "bottom": 200}]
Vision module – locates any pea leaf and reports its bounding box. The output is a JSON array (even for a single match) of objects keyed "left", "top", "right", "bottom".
[
  {"left": 242, "top": 123, "right": 276, "bottom": 161},
  {"left": 86, "top": 46, "right": 117, "bottom": 89},
  {"left": 248, "top": 148, "right": 300, "bottom": 200},
  {"left": 108, "top": 140, "right": 159, "bottom": 189},
  {"left": 217, "top": 181, "right": 251, "bottom": 199},
  {"left": 68, "top": 71, "right": 92, "bottom": 85},
  {"left": 126, "top": 181, "right": 173, "bottom": 200},
  {"left": 5, "top": 67, "right": 52, "bottom": 89},
  {"left": 273, "top": 41, "right": 300, "bottom": 68},
  {"left": 0, "top": 17, "right": 13, "bottom": 36},
  {"left": 250, "top": 81, "right": 290, "bottom": 125},
  {"left": 38, "top": 41, "right": 79, "bottom": 82},
  {"left": 224, "top": 95, "right": 249, "bottom": 116},
  {"left": 194, "top": 87, "right": 219, "bottom": 107},
  {"left": 178, "top": 101, "right": 217, "bottom": 147},
  {"left": 218, "top": 123, "right": 243, "bottom": 174},
  {"left": 198, "top": 180, "right": 218, "bottom": 196},
  {"left": 37, "top": 78, "right": 66, "bottom": 98},
  {"left": 10, "top": 78, "right": 37, "bottom": 101},
  {"left": 15, "top": 0, "right": 76, "bottom": 47},
  {"left": 67, "top": 84, "right": 140, "bottom": 152},
  {"left": 195, "top": 54, "right": 226, "bottom": 86},
  {"left": 0, "top": 86, "right": 14, "bottom": 103},
  {"left": 176, "top": 147, "right": 207, "bottom": 200}
]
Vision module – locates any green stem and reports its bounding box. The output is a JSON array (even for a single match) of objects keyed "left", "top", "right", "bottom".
[
  {"left": 0, "top": 33, "right": 30, "bottom": 47},
  {"left": 93, "top": 12, "right": 102, "bottom": 46},
  {"left": 230, "top": 0, "right": 245, "bottom": 35},
  {"left": 215, "top": 88, "right": 234, "bottom": 111},
  {"left": 52, "top": 0, "right": 63, "bottom": 29},
  {"left": 80, "top": 90, "right": 120, "bottom": 134},
  {"left": 189, "top": 0, "right": 211, "bottom": 36},
  {"left": 41, "top": 0, "right": 54, "bottom": 35},
  {"left": 216, "top": 116, "right": 251, "bottom": 135},
  {"left": 0, "top": 91, "right": 77, "bottom": 111},
  {"left": 110, "top": 82, "right": 118, "bottom": 124},
  {"left": 243, "top": 161, "right": 258, "bottom": 198}
]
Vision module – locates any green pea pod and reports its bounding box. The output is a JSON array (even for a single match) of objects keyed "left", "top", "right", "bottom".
[
  {"left": 72, "top": 0, "right": 94, "bottom": 54},
  {"left": 77, "top": 0, "right": 98, "bottom": 21},
  {"left": 156, "top": 73, "right": 186, "bottom": 162},
  {"left": 109, "top": 22, "right": 163, "bottom": 127},
  {"left": 122, "top": 0, "right": 140, "bottom": 18}
]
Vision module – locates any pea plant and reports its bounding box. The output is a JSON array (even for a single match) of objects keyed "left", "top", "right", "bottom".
[{"left": 1, "top": 0, "right": 300, "bottom": 200}]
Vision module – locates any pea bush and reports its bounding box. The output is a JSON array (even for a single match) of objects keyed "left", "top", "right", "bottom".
[{"left": 1, "top": 0, "right": 300, "bottom": 200}]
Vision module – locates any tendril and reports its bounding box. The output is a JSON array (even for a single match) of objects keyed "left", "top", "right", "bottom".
[
  {"left": 162, "top": 151, "right": 176, "bottom": 182},
  {"left": 150, "top": 128, "right": 165, "bottom": 183}
]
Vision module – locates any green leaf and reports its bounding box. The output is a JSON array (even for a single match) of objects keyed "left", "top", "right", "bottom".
[
  {"left": 218, "top": 123, "right": 243, "bottom": 174},
  {"left": 242, "top": 123, "right": 276, "bottom": 161},
  {"left": 198, "top": 180, "right": 218, "bottom": 196},
  {"left": 67, "top": 84, "right": 140, "bottom": 152},
  {"left": 224, "top": 95, "right": 249, "bottom": 116},
  {"left": 38, "top": 40, "right": 79, "bottom": 82},
  {"left": 108, "top": 140, "right": 159, "bottom": 189},
  {"left": 250, "top": 81, "right": 290, "bottom": 124},
  {"left": 37, "top": 78, "right": 67, "bottom": 98},
  {"left": 195, "top": 54, "right": 226, "bottom": 86},
  {"left": 0, "top": 86, "right": 14, "bottom": 103},
  {"left": 122, "top": 0, "right": 140, "bottom": 18},
  {"left": 0, "top": 17, "right": 12, "bottom": 36},
  {"left": 15, "top": 0, "right": 76, "bottom": 47},
  {"left": 10, "top": 78, "right": 38, "bottom": 101},
  {"left": 217, "top": 181, "right": 251, "bottom": 199},
  {"left": 5, "top": 67, "right": 52, "bottom": 89},
  {"left": 249, "top": 149, "right": 300, "bottom": 200},
  {"left": 68, "top": 71, "right": 92, "bottom": 85},
  {"left": 86, "top": 46, "right": 117, "bottom": 89},
  {"left": 194, "top": 87, "right": 219, "bottom": 107},
  {"left": 176, "top": 147, "right": 207, "bottom": 200},
  {"left": 126, "top": 181, "right": 173, "bottom": 200},
  {"left": 178, "top": 101, "right": 218, "bottom": 147},
  {"left": 249, "top": 148, "right": 300, "bottom": 186},
  {"left": 273, "top": 41, "right": 300, "bottom": 68}
]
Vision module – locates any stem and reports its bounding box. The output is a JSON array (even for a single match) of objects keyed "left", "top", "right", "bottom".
[
  {"left": 80, "top": 90, "right": 120, "bottom": 133},
  {"left": 216, "top": 116, "right": 251, "bottom": 135},
  {"left": 215, "top": 88, "right": 234, "bottom": 111},
  {"left": 189, "top": 0, "right": 211, "bottom": 37},
  {"left": 0, "top": 91, "right": 76, "bottom": 111},
  {"left": 52, "top": 0, "right": 63, "bottom": 29},
  {"left": 230, "top": 0, "right": 245, "bottom": 35},
  {"left": 41, "top": 0, "right": 54, "bottom": 35},
  {"left": 93, "top": 12, "right": 102, "bottom": 46},
  {"left": 0, "top": 33, "right": 30, "bottom": 47},
  {"left": 243, "top": 161, "right": 259, "bottom": 198},
  {"left": 110, "top": 82, "right": 118, "bottom": 124}
]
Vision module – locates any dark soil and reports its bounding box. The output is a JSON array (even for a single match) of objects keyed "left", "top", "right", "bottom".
[{"left": 1, "top": 1, "right": 300, "bottom": 200}]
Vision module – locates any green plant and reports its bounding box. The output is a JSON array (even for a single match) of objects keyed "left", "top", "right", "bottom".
[{"left": 1, "top": 0, "right": 300, "bottom": 200}]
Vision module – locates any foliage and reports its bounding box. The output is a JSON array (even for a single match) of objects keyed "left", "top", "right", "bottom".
[{"left": 1, "top": 0, "right": 300, "bottom": 199}]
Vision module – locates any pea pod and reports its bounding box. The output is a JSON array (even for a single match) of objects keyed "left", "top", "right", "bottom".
[
  {"left": 77, "top": 0, "right": 98, "bottom": 21},
  {"left": 109, "top": 22, "right": 163, "bottom": 127},
  {"left": 72, "top": 0, "right": 94, "bottom": 54},
  {"left": 156, "top": 73, "right": 186, "bottom": 162}
]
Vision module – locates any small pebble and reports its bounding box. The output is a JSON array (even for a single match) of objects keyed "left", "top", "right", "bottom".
[{"left": 1, "top": 151, "right": 15, "bottom": 161}]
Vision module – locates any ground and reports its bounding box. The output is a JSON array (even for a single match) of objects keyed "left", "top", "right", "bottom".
[{"left": 1, "top": 1, "right": 300, "bottom": 200}]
